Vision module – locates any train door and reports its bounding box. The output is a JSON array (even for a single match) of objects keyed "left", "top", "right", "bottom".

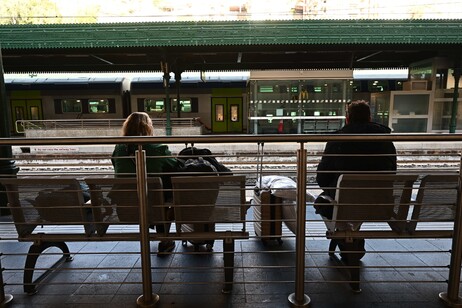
[
  {"left": 211, "top": 97, "right": 243, "bottom": 133},
  {"left": 10, "top": 99, "right": 43, "bottom": 132}
]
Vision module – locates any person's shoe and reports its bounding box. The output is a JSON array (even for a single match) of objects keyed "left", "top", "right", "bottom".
[{"left": 157, "top": 240, "right": 175, "bottom": 256}]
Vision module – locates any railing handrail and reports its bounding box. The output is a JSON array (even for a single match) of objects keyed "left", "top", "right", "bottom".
[
  {"left": 2, "top": 133, "right": 462, "bottom": 146},
  {"left": 15, "top": 118, "right": 201, "bottom": 133}
]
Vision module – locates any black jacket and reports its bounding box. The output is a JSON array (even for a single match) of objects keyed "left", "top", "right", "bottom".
[{"left": 316, "top": 122, "right": 397, "bottom": 200}]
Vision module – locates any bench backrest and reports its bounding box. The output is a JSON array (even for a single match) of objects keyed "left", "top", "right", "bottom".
[
  {"left": 171, "top": 175, "right": 247, "bottom": 230},
  {"left": 333, "top": 174, "right": 418, "bottom": 231},
  {"left": 408, "top": 174, "right": 459, "bottom": 232},
  {"left": 85, "top": 177, "right": 165, "bottom": 236},
  {"left": 0, "top": 177, "right": 90, "bottom": 237}
]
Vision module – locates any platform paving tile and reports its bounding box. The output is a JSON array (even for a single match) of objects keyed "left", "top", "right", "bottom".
[{"left": 2, "top": 233, "right": 462, "bottom": 307}]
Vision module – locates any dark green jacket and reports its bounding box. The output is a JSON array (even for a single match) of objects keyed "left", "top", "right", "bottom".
[{"left": 111, "top": 143, "right": 183, "bottom": 198}]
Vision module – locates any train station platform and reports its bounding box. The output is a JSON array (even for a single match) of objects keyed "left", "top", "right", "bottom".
[{"left": 0, "top": 205, "right": 454, "bottom": 308}]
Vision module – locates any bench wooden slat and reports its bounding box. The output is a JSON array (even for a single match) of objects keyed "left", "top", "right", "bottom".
[
  {"left": 409, "top": 174, "right": 459, "bottom": 232},
  {"left": 328, "top": 174, "right": 418, "bottom": 234},
  {"left": 324, "top": 173, "right": 459, "bottom": 293},
  {"left": 0, "top": 177, "right": 92, "bottom": 238},
  {"left": 85, "top": 176, "right": 166, "bottom": 236}
]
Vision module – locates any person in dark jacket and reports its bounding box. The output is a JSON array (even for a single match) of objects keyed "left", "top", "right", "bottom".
[
  {"left": 315, "top": 100, "right": 397, "bottom": 219},
  {"left": 112, "top": 112, "right": 183, "bottom": 255}
]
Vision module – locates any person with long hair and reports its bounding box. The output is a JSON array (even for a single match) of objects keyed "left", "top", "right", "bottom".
[{"left": 112, "top": 112, "right": 182, "bottom": 255}]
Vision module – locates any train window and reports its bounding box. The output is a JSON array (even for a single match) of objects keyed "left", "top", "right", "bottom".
[
  {"left": 314, "top": 86, "right": 323, "bottom": 93},
  {"left": 15, "top": 107, "right": 24, "bottom": 120},
  {"left": 216, "top": 104, "right": 224, "bottom": 122},
  {"left": 30, "top": 107, "right": 39, "bottom": 120},
  {"left": 89, "top": 99, "right": 109, "bottom": 113},
  {"left": 171, "top": 99, "right": 192, "bottom": 112},
  {"left": 230, "top": 104, "right": 239, "bottom": 122},
  {"left": 144, "top": 99, "right": 164, "bottom": 112},
  {"left": 62, "top": 99, "right": 82, "bottom": 113},
  {"left": 258, "top": 85, "right": 274, "bottom": 93}
]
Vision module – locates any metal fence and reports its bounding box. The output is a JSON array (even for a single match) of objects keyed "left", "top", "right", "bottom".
[{"left": 0, "top": 134, "right": 461, "bottom": 307}]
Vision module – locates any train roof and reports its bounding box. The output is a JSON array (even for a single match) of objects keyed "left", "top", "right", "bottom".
[
  {"left": 130, "top": 71, "right": 250, "bottom": 83},
  {"left": 5, "top": 77, "right": 124, "bottom": 90}
]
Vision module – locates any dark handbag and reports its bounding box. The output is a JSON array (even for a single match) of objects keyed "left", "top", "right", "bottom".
[{"left": 314, "top": 192, "right": 334, "bottom": 220}]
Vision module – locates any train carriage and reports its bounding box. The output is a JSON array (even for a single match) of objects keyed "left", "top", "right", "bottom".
[{"left": 5, "top": 64, "right": 462, "bottom": 136}]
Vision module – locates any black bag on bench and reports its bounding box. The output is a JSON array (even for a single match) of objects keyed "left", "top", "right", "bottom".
[{"left": 175, "top": 147, "right": 229, "bottom": 251}]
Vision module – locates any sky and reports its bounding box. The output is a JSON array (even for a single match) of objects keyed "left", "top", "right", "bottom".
[{"left": 49, "top": 0, "right": 462, "bottom": 22}]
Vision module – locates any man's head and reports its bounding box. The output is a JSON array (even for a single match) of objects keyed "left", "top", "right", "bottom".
[{"left": 346, "top": 100, "right": 371, "bottom": 124}]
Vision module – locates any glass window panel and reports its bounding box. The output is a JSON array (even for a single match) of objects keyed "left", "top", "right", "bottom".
[
  {"left": 409, "top": 63, "right": 432, "bottom": 80},
  {"left": 15, "top": 107, "right": 24, "bottom": 120},
  {"left": 144, "top": 98, "right": 164, "bottom": 112},
  {"left": 30, "top": 106, "right": 39, "bottom": 120},
  {"left": 230, "top": 104, "right": 239, "bottom": 122},
  {"left": 392, "top": 118, "right": 427, "bottom": 133},
  {"left": 89, "top": 99, "right": 109, "bottom": 113},
  {"left": 62, "top": 99, "right": 82, "bottom": 113},
  {"left": 216, "top": 104, "right": 224, "bottom": 122},
  {"left": 171, "top": 99, "right": 191, "bottom": 112},
  {"left": 433, "top": 101, "right": 462, "bottom": 130},
  {"left": 258, "top": 86, "right": 274, "bottom": 93},
  {"left": 393, "top": 94, "right": 429, "bottom": 116}
]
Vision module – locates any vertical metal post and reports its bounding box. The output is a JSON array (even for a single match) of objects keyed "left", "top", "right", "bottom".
[
  {"left": 288, "top": 142, "right": 310, "bottom": 307},
  {"left": 0, "top": 47, "right": 19, "bottom": 215},
  {"left": 0, "top": 257, "right": 13, "bottom": 305},
  {"left": 449, "top": 58, "right": 460, "bottom": 133},
  {"left": 161, "top": 61, "right": 172, "bottom": 136},
  {"left": 439, "top": 155, "right": 462, "bottom": 306},
  {"left": 135, "top": 147, "right": 159, "bottom": 307},
  {"left": 175, "top": 71, "right": 182, "bottom": 118}
]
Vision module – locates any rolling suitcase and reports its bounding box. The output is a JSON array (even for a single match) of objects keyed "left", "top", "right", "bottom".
[
  {"left": 252, "top": 142, "right": 283, "bottom": 245},
  {"left": 252, "top": 189, "right": 283, "bottom": 245}
]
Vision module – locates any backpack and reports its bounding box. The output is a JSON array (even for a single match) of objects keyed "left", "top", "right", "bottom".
[
  {"left": 180, "top": 157, "right": 218, "bottom": 175},
  {"left": 178, "top": 147, "right": 232, "bottom": 175}
]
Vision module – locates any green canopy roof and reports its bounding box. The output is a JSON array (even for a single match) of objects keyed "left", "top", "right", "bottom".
[{"left": 1, "top": 19, "right": 461, "bottom": 72}]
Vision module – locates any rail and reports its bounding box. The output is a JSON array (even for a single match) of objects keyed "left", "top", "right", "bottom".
[
  {"left": 15, "top": 118, "right": 202, "bottom": 134},
  {"left": 1, "top": 134, "right": 462, "bottom": 307}
]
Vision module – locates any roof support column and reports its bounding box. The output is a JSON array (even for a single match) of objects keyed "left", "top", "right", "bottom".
[
  {"left": 0, "top": 47, "right": 19, "bottom": 214},
  {"left": 161, "top": 61, "right": 172, "bottom": 136},
  {"left": 449, "top": 57, "right": 461, "bottom": 133},
  {"left": 174, "top": 70, "right": 182, "bottom": 118}
]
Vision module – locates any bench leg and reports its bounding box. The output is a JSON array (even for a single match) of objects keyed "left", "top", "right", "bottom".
[
  {"left": 24, "top": 241, "right": 72, "bottom": 295},
  {"left": 222, "top": 237, "right": 235, "bottom": 294}
]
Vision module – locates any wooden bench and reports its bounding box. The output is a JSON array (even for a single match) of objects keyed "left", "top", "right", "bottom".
[
  {"left": 1, "top": 177, "right": 95, "bottom": 295},
  {"left": 319, "top": 173, "right": 459, "bottom": 292},
  {"left": 170, "top": 175, "right": 249, "bottom": 293},
  {"left": 1, "top": 175, "right": 249, "bottom": 295}
]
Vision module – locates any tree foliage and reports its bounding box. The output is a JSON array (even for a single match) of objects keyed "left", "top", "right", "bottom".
[{"left": 0, "top": 0, "right": 62, "bottom": 24}]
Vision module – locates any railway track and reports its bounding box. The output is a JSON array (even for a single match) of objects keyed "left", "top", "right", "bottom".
[{"left": 12, "top": 151, "right": 460, "bottom": 188}]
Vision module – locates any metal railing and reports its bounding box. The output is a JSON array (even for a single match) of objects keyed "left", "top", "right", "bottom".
[
  {"left": 15, "top": 118, "right": 202, "bottom": 134},
  {"left": 1, "top": 134, "right": 462, "bottom": 307}
]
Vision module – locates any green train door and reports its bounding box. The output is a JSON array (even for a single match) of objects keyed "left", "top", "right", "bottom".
[
  {"left": 211, "top": 97, "right": 243, "bottom": 133},
  {"left": 10, "top": 99, "right": 43, "bottom": 133}
]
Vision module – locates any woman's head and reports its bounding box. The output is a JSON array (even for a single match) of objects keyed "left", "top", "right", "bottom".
[{"left": 122, "top": 112, "right": 153, "bottom": 136}]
